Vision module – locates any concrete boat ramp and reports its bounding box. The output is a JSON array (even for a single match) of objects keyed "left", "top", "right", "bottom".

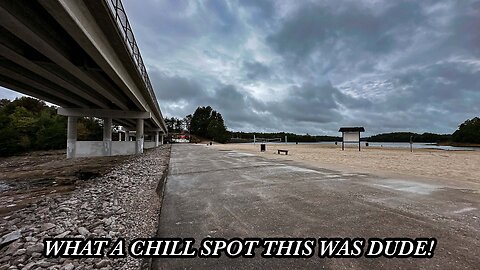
[{"left": 153, "top": 144, "right": 479, "bottom": 269}]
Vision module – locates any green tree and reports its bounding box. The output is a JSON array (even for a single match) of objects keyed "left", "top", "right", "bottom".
[
  {"left": 190, "top": 106, "right": 229, "bottom": 143},
  {"left": 452, "top": 117, "right": 480, "bottom": 144},
  {"left": 190, "top": 106, "right": 213, "bottom": 137},
  {"left": 0, "top": 96, "right": 103, "bottom": 156},
  {"left": 184, "top": 114, "right": 192, "bottom": 133}
]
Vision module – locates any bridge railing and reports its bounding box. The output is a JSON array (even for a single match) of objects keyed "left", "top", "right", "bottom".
[{"left": 105, "top": 0, "right": 160, "bottom": 114}]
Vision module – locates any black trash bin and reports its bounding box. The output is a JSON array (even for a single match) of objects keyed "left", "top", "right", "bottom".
[{"left": 260, "top": 144, "right": 266, "bottom": 152}]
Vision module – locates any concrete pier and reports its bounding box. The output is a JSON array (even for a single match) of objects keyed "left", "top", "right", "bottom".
[
  {"left": 155, "top": 131, "right": 159, "bottom": 147},
  {"left": 136, "top": 119, "right": 144, "bottom": 154},
  {"left": 66, "top": 116, "right": 77, "bottom": 159},
  {"left": 102, "top": 118, "right": 112, "bottom": 156}
]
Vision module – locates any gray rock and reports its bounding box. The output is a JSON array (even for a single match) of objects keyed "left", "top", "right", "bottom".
[
  {"left": 35, "top": 260, "right": 52, "bottom": 268},
  {"left": 31, "top": 252, "right": 42, "bottom": 258},
  {"left": 94, "top": 259, "right": 110, "bottom": 268},
  {"left": 40, "top": 223, "right": 56, "bottom": 232},
  {"left": 54, "top": 231, "right": 71, "bottom": 238},
  {"left": 25, "top": 243, "right": 43, "bottom": 255},
  {"left": 4, "top": 241, "right": 22, "bottom": 255},
  {"left": 13, "top": 249, "right": 26, "bottom": 256},
  {"left": 77, "top": 227, "right": 89, "bottom": 236},
  {"left": 20, "top": 262, "right": 35, "bottom": 270},
  {"left": 0, "top": 230, "right": 22, "bottom": 246},
  {"left": 0, "top": 255, "right": 9, "bottom": 263},
  {"left": 61, "top": 263, "right": 74, "bottom": 270}
]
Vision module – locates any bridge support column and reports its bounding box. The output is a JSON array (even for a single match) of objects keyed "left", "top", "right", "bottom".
[
  {"left": 67, "top": 116, "right": 77, "bottom": 159},
  {"left": 103, "top": 118, "right": 112, "bottom": 156},
  {"left": 155, "top": 132, "right": 159, "bottom": 147},
  {"left": 136, "top": 119, "right": 144, "bottom": 154},
  {"left": 161, "top": 134, "right": 164, "bottom": 145}
]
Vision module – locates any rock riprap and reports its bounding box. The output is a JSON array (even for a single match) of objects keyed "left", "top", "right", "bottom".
[{"left": 0, "top": 145, "right": 170, "bottom": 270}]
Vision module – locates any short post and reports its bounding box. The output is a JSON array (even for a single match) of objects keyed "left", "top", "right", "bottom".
[
  {"left": 285, "top": 135, "right": 288, "bottom": 144},
  {"left": 253, "top": 134, "right": 256, "bottom": 145},
  {"left": 103, "top": 118, "right": 112, "bottom": 156},
  {"left": 67, "top": 116, "right": 77, "bottom": 159},
  {"left": 342, "top": 132, "right": 345, "bottom": 150},
  {"left": 410, "top": 135, "right": 413, "bottom": 153},
  {"left": 136, "top": 119, "right": 144, "bottom": 154}
]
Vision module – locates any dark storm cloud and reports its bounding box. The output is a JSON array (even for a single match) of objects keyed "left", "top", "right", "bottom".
[
  {"left": 130, "top": 0, "right": 478, "bottom": 135},
  {"left": 242, "top": 61, "right": 271, "bottom": 80},
  {"left": 2, "top": 1, "right": 477, "bottom": 135},
  {"left": 151, "top": 72, "right": 203, "bottom": 102},
  {"left": 266, "top": 0, "right": 427, "bottom": 75}
]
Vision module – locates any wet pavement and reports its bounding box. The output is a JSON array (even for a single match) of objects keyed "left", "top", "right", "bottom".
[{"left": 153, "top": 144, "right": 479, "bottom": 269}]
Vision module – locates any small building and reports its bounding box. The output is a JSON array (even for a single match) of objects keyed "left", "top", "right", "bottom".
[{"left": 339, "top": 127, "right": 365, "bottom": 151}]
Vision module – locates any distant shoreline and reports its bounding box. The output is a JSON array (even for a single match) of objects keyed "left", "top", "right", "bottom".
[{"left": 437, "top": 142, "right": 480, "bottom": 148}]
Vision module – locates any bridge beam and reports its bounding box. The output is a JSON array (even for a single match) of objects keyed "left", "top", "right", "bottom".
[{"left": 58, "top": 108, "right": 151, "bottom": 119}]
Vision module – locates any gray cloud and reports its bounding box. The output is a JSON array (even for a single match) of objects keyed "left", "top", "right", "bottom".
[
  {"left": 242, "top": 61, "right": 272, "bottom": 80},
  {"left": 80, "top": 0, "right": 480, "bottom": 135},
  {"left": 1, "top": 0, "right": 479, "bottom": 136}
]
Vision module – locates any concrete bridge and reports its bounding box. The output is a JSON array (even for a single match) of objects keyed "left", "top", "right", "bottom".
[{"left": 0, "top": 0, "right": 167, "bottom": 158}]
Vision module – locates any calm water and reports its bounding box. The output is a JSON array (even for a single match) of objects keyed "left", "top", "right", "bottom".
[{"left": 249, "top": 141, "right": 480, "bottom": 151}]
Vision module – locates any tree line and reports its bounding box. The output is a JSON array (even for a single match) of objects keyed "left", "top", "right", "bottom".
[
  {"left": 0, "top": 97, "right": 102, "bottom": 156},
  {"left": 229, "top": 132, "right": 340, "bottom": 143},
  {"left": 1, "top": 96, "right": 479, "bottom": 156},
  {"left": 364, "top": 118, "right": 480, "bottom": 144},
  {"left": 164, "top": 106, "right": 229, "bottom": 143},
  {"left": 365, "top": 132, "right": 451, "bottom": 143}
]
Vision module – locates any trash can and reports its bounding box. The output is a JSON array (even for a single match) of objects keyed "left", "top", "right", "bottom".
[
  {"left": 260, "top": 144, "right": 266, "bottom": 152},
  {"left": 365, "top": 142, "right": 369, "bottom": 147}
]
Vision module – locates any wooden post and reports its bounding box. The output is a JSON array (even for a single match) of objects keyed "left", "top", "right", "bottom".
[
  {"left": 342, "top": 132, "right": 345, "bottom": 150},
  {"left": 358, "top": 132, "right": 361, "bottom": 151},
  {"left": 410, "top": 135, "right": 413, "bottom": 153}
]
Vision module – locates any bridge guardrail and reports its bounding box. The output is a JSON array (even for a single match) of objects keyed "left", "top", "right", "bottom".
[{"left": 105, "top": 0, "right": 162, "bottom": 118}]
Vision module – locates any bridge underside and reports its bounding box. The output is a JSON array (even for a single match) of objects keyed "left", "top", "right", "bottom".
[{"left": 0, "top": 0, "right": 167, "bottom": 157}]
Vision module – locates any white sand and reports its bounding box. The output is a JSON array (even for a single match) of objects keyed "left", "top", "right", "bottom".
[{"left": 213, "top": 143, "right": 480, "bottom": 187}]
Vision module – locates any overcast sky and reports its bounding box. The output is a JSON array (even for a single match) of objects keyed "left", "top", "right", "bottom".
[{"left": 1, "top": 0, "right": 479, "bottom": 135}]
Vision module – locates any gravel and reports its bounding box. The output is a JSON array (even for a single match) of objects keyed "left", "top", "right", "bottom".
[{"left": 0, "top": 145, "right": 171, "bottom": 270}]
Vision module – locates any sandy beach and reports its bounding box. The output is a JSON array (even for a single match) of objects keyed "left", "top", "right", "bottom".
[{"left": 213, "top": 143, "right": 480, "bottom": 187}]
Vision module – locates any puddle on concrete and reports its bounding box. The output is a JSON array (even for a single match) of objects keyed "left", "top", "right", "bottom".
[
  {"left": 372, "top": 179, "right": 439, "bottom": 195},
  {"left": 226, "top": 152, "right": 255, "bottom": 157},
  {"left": 452, "top": 207, "right": 477, "bottom": 214},
  {"left": 279, "top": 165, "right": 321, "bottom": 174}
]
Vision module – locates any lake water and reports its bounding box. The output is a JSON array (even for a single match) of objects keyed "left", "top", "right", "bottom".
[{"left": 250, "top": 141, "right": 480, "bottom": 151}]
